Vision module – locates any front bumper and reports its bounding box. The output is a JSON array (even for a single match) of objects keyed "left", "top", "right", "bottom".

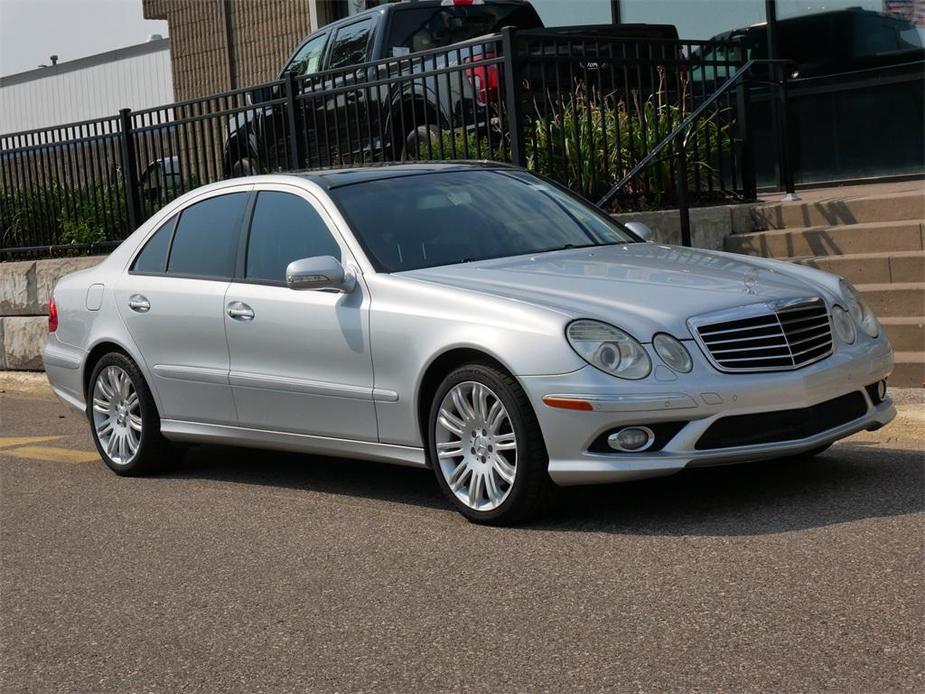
[{"left": 521, "top": 335, "right": 896, "bottom": 486}]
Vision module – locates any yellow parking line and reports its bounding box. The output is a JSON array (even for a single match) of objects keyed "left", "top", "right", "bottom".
[
  {"left": 0, "top": 436, "right": 65, "bottom": 449},
  {"left": 5, "top": 446, "right": 99, "bottom": 464}
]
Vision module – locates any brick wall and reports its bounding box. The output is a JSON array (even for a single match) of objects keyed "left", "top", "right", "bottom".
[{"left": 143, "top": 0, "right": 318, "bottom": 102}]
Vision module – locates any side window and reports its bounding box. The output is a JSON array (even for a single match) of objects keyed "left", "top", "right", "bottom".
[
  {"left": 166, "top": 193, "right": 249, "bottom": 278},
  {"left": 245, "top": 191, "right": 342, "bottom": 284},
  {"left": 131, "top": 216, "right": 175, "bottom": 274},
  {"left": 327, "top": 19, "right": 374, "bottom": 70},
  {"left": 286, "top": 33, "right": 328, "bottom": 76}
]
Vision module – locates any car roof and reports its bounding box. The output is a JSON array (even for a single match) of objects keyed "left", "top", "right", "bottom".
[
  {"left": 293, "top": 161, "right": 516, "bottom": 189},
  {"left": 323, "top": 0, "right": 531, "bottom": 30}
]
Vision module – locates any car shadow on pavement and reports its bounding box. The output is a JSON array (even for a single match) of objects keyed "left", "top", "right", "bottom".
[
  {"left": 168, "top": 441, "right": 924, "bottom": 535},
  {"left": 534, "top": 443, "right": 925, "bottom": 536}
]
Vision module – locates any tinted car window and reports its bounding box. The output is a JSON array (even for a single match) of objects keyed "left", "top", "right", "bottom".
[
  {"left": 331, "top": 170, "right": 636, "bottom": 272},
  {"left": 286, "top": 33, "right": 328, "bottom": 76},
  {"left": 245, "top": 192, "right": 342, "bottom": 283},
  {"left": 328, "top": 19, "right": 373, "bottom": 70},
  {"left": 132, "top": 216, "right": 175, "bottom": 274},
  {"left": 167, "top": 193, "right": 248, "bottom": 278},
  {"left": 386, "top": 6, "right": 541, "bottom": 55}
]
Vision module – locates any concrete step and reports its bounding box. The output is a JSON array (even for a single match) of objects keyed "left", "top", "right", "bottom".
[
  {"left": 856, "top": 282, "right": 925, "bottom": 318},
  {"left": 881, "top": 317, "right": 925, "bottom": 353},
  {"left": 794, "top": 251, "right": 925, "bottom": 284},
  {"left": 889, "top": 352, "right": 925, "bottom": 388},
  {"left": 725, "top": 220, "right": 924, "bottom": 258},
  {"left": 753, "top": 189, "right": 925, "bottom": 230}
]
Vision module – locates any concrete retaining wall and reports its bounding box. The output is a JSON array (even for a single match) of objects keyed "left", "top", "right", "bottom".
[
  {"left": 612, "top": 204, "right": 757, "bottom": 248},
  {"left": 0, "top": 202, "right": 760, "bottom": 371},
  {"left": 0, "top": 256, "right": 104, "bottom": 370}
]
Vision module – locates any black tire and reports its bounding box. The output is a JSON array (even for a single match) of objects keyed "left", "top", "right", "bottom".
[
  {"left": 86, "top": 352, "right": 172, "bottom": 476},
  {"left": 427, "top": 362, "right": 554, "bottom": 525},
  {"left": 402, "top": 124, "right": 440, "bottom": 161},
  {"left": 231, "top": 157, "right": 256, "bottom": 177}
]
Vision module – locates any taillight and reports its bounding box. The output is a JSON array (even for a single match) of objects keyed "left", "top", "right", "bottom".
[
  {"left": 48, "top": 295, "right": 58, "bottom": 333},
  {"left": 441, "top": 0, "right": 484, "bottom": 5},
  {"left": 464, "top": 51, "right": 499, "bottom": 107}
]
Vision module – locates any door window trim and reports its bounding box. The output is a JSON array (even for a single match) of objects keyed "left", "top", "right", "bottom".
[{"left": 127, "top": 187, "right": 254, "bottom": 282}]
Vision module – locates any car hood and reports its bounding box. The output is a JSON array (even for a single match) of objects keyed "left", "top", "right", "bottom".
[{"left": 401, "top": 244, "right": 832, "bottom": 339}]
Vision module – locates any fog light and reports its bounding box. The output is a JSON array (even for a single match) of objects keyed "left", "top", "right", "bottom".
[
  {"left": 607, "top": 426, "right": 655, "bottom": 452},
  {"left": 878, "top": 380, "right": 887, "bottom": 400}
]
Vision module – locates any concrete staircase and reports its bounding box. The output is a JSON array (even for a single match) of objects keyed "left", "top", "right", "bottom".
[{"left": 725, "top": 185, "right": 925, "bottom": 387}]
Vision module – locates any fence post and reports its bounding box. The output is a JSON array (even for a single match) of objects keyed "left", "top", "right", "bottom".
[
  {"left": 285, "top": 71, "right": 305, "bottom": 169},
  {"left": 674, "top": 133, "right": 692, "bottom": 247},
  {"left": 776, "top": 68, "right": 799, "bottom": 200},
  {"left": 501, "top": 27, "right": 526, "bottom": 167},
  {"left": 118, "top": 108, "right": 142, "bottom": 232},
  {"left": 734, "top": 47, "right": 757, "bottom": 201}
]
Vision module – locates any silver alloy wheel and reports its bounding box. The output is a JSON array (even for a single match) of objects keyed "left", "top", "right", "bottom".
[
  {"left": 434, "top": 381, "right": 517, "bottom": 512},
  {"left": 92, "top": 365, "right": 142, "bottom": 465}
]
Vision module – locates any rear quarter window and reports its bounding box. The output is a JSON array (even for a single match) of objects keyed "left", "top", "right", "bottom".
[{"left": 131, "top": 216, "right": 176, "bottom": 274}]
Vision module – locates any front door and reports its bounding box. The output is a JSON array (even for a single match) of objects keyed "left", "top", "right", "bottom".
[{"left": 223, "top": 185, "right": 377, "bottom": 440}]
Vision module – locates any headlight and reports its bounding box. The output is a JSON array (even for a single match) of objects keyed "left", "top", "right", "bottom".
[
  {"left": 652, "top": 333, "right": 693, "bottom": 373},
  {"left": 566, "top": 320, "right": 651, "bottom": 380},
  {"left": 839, "top": 279, "right": 880, "bottom": 337},
  {"left": 832, "top": 305, "right": 856, "bottom": 344}
]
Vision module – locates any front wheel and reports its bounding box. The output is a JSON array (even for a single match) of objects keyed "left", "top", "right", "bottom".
[
  {"left": 87, "top": 353, "right": 171, "bottom": 476},
  {"left": 428, "top": 363, "right": 553, "bottom": 525}
]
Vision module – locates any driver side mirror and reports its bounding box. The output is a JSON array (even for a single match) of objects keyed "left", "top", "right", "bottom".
[
  {"left": 624, "top": 221, "right": 656, "bottom": 243},
  {"left": 249, "top": 84, "right": 276, "bottom": 105},
  {"left": 286, "top": 256, "right": 356, "bottom": 293}
]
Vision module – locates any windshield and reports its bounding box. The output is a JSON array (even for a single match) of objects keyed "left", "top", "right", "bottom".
[
  {"left": 330, "top": 169, "right": 638, "bottom": 272},
  {"left": 386, "top": 5, "right": 542, "bottom": 56}
]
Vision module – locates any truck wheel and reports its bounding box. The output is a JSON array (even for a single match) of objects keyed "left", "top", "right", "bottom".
[
  {"left": 403, "top": 125, "right": 441, "bottom": 161},
  {"left": 231, "top": 157, "right": 256, "bottom": 177}
]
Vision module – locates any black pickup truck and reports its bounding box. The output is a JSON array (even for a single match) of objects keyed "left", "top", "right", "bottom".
[{"left": 222, "top": 0, "right": 679, "bottom": 176}]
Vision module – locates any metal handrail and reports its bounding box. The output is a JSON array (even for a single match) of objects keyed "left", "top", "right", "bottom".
[{"left": 596, "top": 58, "right": 794, "bottom": 210}]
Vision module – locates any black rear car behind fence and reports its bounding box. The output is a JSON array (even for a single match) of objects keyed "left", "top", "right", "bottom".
[{"left": 1, "top": 28, "right": 753, "bottom": 260}]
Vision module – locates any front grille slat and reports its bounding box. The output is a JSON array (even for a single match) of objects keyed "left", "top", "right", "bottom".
[{"left": 693, "top": 298, "right": 834, "bottom": 372}]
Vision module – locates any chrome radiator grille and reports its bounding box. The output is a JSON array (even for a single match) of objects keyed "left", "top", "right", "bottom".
[{"left": 692, "top": 298, "right": 834, "bottom": 372}]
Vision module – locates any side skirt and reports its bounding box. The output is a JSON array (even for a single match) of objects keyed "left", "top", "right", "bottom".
[{"left": 160, "top": 419, "right": 428, "bottom": 468}]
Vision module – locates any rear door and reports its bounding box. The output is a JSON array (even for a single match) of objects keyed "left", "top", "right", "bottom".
[{"left": 116, "top": 187, "right": 251, "bottom": 424}]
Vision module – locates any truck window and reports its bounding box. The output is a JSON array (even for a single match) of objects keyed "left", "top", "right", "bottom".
[
  {"left": 286, "top": 33, "right": 328, "bottom": 76},
  {"left": 328, "top": 18, "right": 375, "bottom": 69},
  {"left": 386, "top": 5, "right": 542, "bottom": 56}
]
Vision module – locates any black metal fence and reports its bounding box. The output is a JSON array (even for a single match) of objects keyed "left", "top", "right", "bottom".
[{"left": 1, "top": 29, "right": 749, "bottom": 260}]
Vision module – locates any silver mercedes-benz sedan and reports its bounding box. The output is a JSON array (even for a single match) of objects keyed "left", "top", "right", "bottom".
[{"left": 43, "top": 163, "right": 896, "bottom": 524}]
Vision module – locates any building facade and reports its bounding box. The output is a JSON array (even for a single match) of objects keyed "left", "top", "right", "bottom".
[
  {"left": 142, "top": 0, "right": 342, "bottom": 101},
  {"left": 0, "top": 38, "right": 173, "bottom": 134}
]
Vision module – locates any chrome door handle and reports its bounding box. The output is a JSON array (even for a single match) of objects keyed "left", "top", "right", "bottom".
[
  {"left": 128, "top": 294, "right": 150, "bottom": 313},
  {"left": 226, "top": 301, "right": 255, "bottom": 321}
]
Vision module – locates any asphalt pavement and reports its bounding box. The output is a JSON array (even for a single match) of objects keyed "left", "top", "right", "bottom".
[{"left": 1, "top": 374, "right": 923, "bottom": 693}]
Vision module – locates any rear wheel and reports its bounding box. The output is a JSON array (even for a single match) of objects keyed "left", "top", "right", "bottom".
[
  {"left": 87, "top": 353, "right": 171, "bottom": 476},
  {"left": 230, "top": 157, "right": 256, "bottom": 177},
  {"left": 402, "top": 125, "right": 440, "bottom": 161},
  {"left": 428, "top": 363, "right": 553, "bottom": 525}
]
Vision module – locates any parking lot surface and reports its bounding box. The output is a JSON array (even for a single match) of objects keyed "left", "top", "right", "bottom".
[{"left": 1, "top": 375, "right": 922, "bottom": 693}]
